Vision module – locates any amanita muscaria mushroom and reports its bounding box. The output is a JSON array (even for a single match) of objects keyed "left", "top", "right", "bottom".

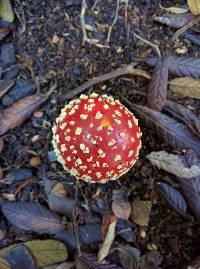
[{"left": 52, "top": 93, "right": 142, "bottom": 183}]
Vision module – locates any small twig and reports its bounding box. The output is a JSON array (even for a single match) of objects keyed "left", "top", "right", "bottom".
[
  {"left": 107, "top": 0, "right": 120, "bottom": 44},
  {"left": 62, "top": 63, "right": 150, "bottom": 100},
  {"left": 124, "top": 0, "right": 129, "bottom": 26},
  {"left": 14, "top": 0, "right": 26, "bottom": 34},
  {"left": 172, "top": 16, "right": 200, "bottom": 41},
  {"left": 92, "top": 0, "right": 99, "bottom": 11},
  {"left": 80, "top": 0, "right": 109, "bottom": 48},
  {"left": 131, "top": 31, "right": 161, "bottom": 58}
]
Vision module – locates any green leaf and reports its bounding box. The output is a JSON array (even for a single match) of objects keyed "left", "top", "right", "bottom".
[
  {"left": 0, "top": 0, "right": 14, "bottom": 22},
  {"left": 0, "top": 240, "right": 68, "bottom": 269},
  {"left": 160, "top": 4, "right": 188, "bottom": 14}
]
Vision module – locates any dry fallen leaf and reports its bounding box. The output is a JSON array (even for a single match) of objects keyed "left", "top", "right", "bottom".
[
  {"left": 112, "top": 189, "right": 131, "bottom": 220},
  {"left": 0, "top": 92, "right": 50, "bottom": 135},
  {"left": 0, "top": 240, "right": 68, "bottom": 268},
  {"left": 160, "top": 4, "right": 188, "bottom": 14},
  {"left": 98, "top": 219, "right": 117, "bottom": 261},
  {"left": 146, "top": 151, "right": 200, "bottom": 178},
  {"left": 187, "top": 0, "right": 200, "bottom": 15},
  {"left": 131, "top": 200, "right": 152, "bottom": 226},
  {"left": 147, "top": 57, "right": 168, "bottom": 111},
  {"left": 169, "top": 77, "right": 200, "bottom": 99}
]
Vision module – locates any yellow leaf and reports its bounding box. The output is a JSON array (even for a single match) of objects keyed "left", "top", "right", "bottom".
[
  {"left": 0, "top": 240, "right": 68, "bottom": 269},
  {"left": 169, "top": 77, "right": 200, "bottom": 99},
  {"left": 0, "top": 258, "right": 11, "bottom": 269},
  {"left": 0, "top": 0, "right": 14, "bottom": 22},
  {"left": 159, "top": 4, "right": 188, "bottom": 14},
  {"left": 97, "top": 220, "right": 117, "bottom": 261},
  {"left": 187, "top": 0, "right": 200, "bottom": 15}
]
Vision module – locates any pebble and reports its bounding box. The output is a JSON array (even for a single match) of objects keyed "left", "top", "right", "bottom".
[
  {"left": 52, "top": 35, "right": 60, "bottom": 44},
  {"left": 48, "top": 150, "right": 57, "bottom": 162},
  {"left": 147, "top": 243, "right": 158, "bottom": 251},
  {"left": 29, "top": 157, "right": 41, "bottom": 167},
  {"left": 140, "top": 230, "right": 147, "bottom": 238},
  {"left": 33, "top": 111, "right": 44, "bottom": 118},
  {"left": 31, "top": 135, "right": 40, "bottom": 143}
]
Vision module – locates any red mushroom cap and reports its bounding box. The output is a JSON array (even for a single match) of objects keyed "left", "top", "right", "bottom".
[{"left": 52, "top": 93, "right": 142, "bottom": 183}]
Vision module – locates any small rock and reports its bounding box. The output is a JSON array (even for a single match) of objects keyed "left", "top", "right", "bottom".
[
  {"left": 33, "top": 111, "right": 44, "bottom": 118},
  {"left": 52, "top": 35, "right": 60, "bottom": 44},
  {"left": 48, "top": 150, "right": 57, "bottom": 162},
  {"left": 0, "top": 43, "right": 16, "bottom": 68},
  {"left": 140, "top": 230, "right": 147, "bottom": 238},
  {"left": 29, "top": 156, "right": 41, "bottom": 167},
  {"left": 147, "top": 243, "right": 158, "bottom": 251},
  {"left": 31, "top": 135, "right": 40, "bottom": 143}
]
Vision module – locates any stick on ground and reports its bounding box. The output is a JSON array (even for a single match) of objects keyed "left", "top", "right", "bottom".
[{"left": 62, "top": 63, "right": 150, "bottom": 101}]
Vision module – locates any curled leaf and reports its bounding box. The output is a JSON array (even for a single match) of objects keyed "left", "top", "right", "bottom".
[
  {"left": 0, "top": 93, "right": 50, "bottom": 135},
  {"left": 169, "top": 76, "right": 200, "bottom": 99},
  {"left": 146, "top": 151, "right": 200, "bottom": 178},
  {"left": 98, "top": 219, "right": 117, "bottom": 261}
]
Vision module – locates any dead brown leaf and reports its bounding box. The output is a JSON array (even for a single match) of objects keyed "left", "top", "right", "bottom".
[
  {"left": 131, "top": 200, "right": 152, "bottom": 226},
  {"left": 0, "top": 93, "right": 49, "bottom": 135}
]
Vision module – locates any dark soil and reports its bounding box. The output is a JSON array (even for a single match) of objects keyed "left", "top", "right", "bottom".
[{"left": 1, "top": 0, "right": 200, "bottom": 268}]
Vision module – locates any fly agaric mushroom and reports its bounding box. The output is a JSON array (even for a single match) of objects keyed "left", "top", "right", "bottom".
[{"left": 52, "top": 93, "right": 142, "bottom": 183}]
